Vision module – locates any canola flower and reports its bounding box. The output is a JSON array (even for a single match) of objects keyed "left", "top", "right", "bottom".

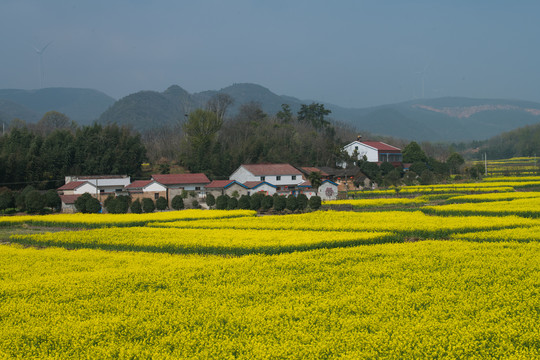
[
  {"left": 0, "top": 209, "right": 256, "bottom": 228},
  {"left": 149, "top": 210, "right": 540, "bottom": 238},
  {"left": 483, "top": 175, "right": 540, "bottom": 182},
  {"left": 423, "top": 197, "right": 540, "bottom": 218},
  {"left": 447, "top": 191, "right": 540, "bottom": 204},
  {"left": 350, "top": 184, "right": 516, "bottom": 197},
  {"left": 0, "top": 241, "right": 538, "bottom": 359},
  {"left": 451, "top": 225, "right": 540, "bottom": 243},
  {"left": 323, "top": 197, "right": 426, "bottom": 208},
  {"left": 10, "top": 227, "right": 394, "bottom": 255}
]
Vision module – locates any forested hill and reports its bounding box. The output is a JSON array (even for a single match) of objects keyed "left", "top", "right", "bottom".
[
  {"left": 99, "top": 83, "right": 540, "bottom": 141},
  {"left": 0, "top": 88, "right": 115, "bottom": 126},
  {"left": 477, "top": 122, "right": 540, "bottom": 159}
]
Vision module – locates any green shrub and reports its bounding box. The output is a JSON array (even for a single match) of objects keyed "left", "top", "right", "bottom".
[
  {"left": 273, "top": 195, "right": 286, "bottom": 211},
  {"left": 216, "top": 195, "right": 229, "bottom": 210},
  {"left": 142, "top": 198, "right": 155, "bottom": 213},
  {"left": 85, "top": 197, "right": 102, "bottom": 214},
  {"left": 227, "top": 197, "right": 238, "bottom": 210},
  {"left": 206, "top": 193, "right": 216, "bottom": 207},
  {"left": 308, "top": 195, "right": 322, "bottom": 210},
  {"left": 171, "top": 195, "right": 184, "bottom": 210},
  {"left": 238, "top": 195, "right": 251, "bottom": 209},
  {"left": 25, "top": 190, "right": 45, "bottom": 214},
  {"left": 130, "top": 199, "right": 142, "bottom": 214},
  {"left": 296, "top": 194, "right": 308, "bottom": 210},
  {"left": 156, "top": 196, "right": 168, "bottom": 211},
  {"left": 0, "top": 189, "right": 15, "bottom": 210}
]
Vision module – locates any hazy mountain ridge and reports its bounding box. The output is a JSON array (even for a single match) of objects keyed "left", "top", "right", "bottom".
[
  {"left": 0, "top": 88, "right": 115, "bottom": 125},
  {"left": 2, "top": 84, "right": 540, "bottom": 142}
]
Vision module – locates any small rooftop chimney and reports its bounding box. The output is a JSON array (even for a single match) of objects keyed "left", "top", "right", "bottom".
[{"left": 357, "top": 134, "right": 362, "bottom": 141}]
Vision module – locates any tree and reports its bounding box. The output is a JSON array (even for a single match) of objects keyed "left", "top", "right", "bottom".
[
  {"left": 308, "top": 195, "right": 322, "bottom": 210},
  {"left": 182, "top": 109, "right": 223, "bottom": 173},
  {"left": 227, "top": 197, "right": 238, "bottom": 210},
  {"left": 142, "top": 198, "right": 155, "bottom": 213},
  {"left": 0, "top": 189, "right": 15, "bottom": 210},
  {"left": 115, "top": 195, "right": 131, "bottom": 214},
  {"left": 206, "top": 193, "right": 216, "bottom": 208},
  {"left": 36, "top": 111, "right": 75, "bottom": 136},
  {"left": 216, "top": 195, "right": 229, "bottom": 210},
  {"left": 379, "top": 162, "right": 395, "bottom": 176},
  {"left": 447, "top": 152, "right": 465, "bottom": 174},
  {"left": 206, "top": 93, "right": 234, "bottom": 122},
  {"left": 273, "top": 195, "right": 286, "bottom": 211},
  {"left": 276, "top": 104, "right": 293, "bottom": 123},
  {"left": 74, "top": 193, "right": 93, "bottom": 213},
  {"left": 171, "top": 195, "right": 184, "bottom": 210},
  {"left": 419, "top": 170, "right": 434, "bottom": 185},
  {"left": 250, "top": 192, "right": 264, "bottom": 210},
  {"left": 261, "top": 195, "right": 273, "bottom": 211},
  {"left": 403, "top": 142, "right": 428, "bottom": 163},
  {"left": 25, "top": 190, "right": 45, "bottom": 213},
  {"left": 286, "top": 195, "right": 297, "bottom": 211},
  {"left": 86, "top": 197, "right": 101, "bottom": 213},
  {"left": 156, "top": 196, "right": 168, "bottom": 211},
  {"left": 130, "top": 199, "right": 143, "bottom": 214},
  {"left": 308, "top": 171, "right": 323, "bottom": 194},
  {"left": 296, "top": 194, "right": 308, "bottom": 210},
  {"left": 297, "top": 103, "right": 331, "bottom": 130},
  {"left": 44, "top": 190, "right": 61, "bottom": 211},
  {"left": 238, "top": 195, "right": 251, "bottom": 209}
]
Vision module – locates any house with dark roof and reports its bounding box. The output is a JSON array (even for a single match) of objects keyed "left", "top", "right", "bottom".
[{"left": 342, "top": 139, "right": 402, "bottom": 166}]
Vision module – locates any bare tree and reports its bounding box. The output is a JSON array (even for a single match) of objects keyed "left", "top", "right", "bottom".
[{"left": 206, "top": 93, "right": 234, "bottom": 122}]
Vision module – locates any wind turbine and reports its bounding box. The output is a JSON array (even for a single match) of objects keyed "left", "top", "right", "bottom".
[{"left": 33, "top": 41, "right": 53, "bottom": 88}]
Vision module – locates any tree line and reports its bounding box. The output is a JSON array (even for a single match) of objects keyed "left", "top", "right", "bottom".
[{"left": 0, "top": 111, "right": 146, "bottom": 190}]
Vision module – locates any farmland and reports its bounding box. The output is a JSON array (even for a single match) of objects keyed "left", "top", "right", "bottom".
[{"left": 2, "top": 173, "right": 540, "bottom": 359}]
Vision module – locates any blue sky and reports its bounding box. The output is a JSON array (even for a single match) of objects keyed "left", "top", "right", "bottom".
[{"left": 1, "top": 0, "right": 539, "bottom": 107}]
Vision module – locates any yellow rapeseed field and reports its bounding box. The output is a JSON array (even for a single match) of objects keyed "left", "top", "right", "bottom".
[
  {"left": 0, "top": 209, "right": 256, "bottom": 228},
  {"left": 1, "top": 241, "right": 539, "bottom": 359},
  {"left": 2, "top": 171, "right": 540, "bottom": 359}
]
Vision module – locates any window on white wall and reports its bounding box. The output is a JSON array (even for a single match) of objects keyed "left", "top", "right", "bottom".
[
  {"left": 276, "top": 176, "right": 281, "bottom": 181},
  {"left": 292, "top": 176, "right": 296, "bottom": 180}
]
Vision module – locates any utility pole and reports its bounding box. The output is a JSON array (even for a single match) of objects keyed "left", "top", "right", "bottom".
[{"left": 484, "top": 153, "right": 488, "bottom": 176}]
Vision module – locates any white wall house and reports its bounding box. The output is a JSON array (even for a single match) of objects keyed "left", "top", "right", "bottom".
[
  {"left": 342, "top": 140, "right": 402, "bottom": 165},
  {"left": 243, "top": 181, "right": 278, "bottom": 196},
  {"left": 151, "top": 173, "right": 211, "bottom": 200},
  {"left": 318, "top": 180, "right": 339, "bottom": 200},
  {"left": 230, "top": 164, "right": 304, "bottom": 187}
]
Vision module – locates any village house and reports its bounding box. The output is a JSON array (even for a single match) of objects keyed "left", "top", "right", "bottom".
[
  {"left": 124, "top": 180, "right": 167, "bottom": 203},
  {"left": 205, "top": 180, "right": 249, "bottom": 198},
  {"left": 230, "top": 164, "right": 305, "bottom": 196},
  {"left": 151, "top": 173, "right": 211, "bottom": 203},
  {"left": 57, "top": 175, "right": 132, "bottom": 213},
  {"left": 342, "top": 138, "right": 403, "bottom": 166},
  {"left": 59, "top": 175, "right": 131, "bottom": 198},
  {"left": 243, "top": 181, "right": 278, "bottom": 196}
]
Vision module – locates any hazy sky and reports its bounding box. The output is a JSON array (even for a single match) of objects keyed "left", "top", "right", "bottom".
[{"left": 1, "top": 0, "right": 539, "bottom": 108}]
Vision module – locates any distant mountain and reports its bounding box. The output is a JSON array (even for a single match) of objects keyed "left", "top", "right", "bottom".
[
  {"left": 5, "top": 84, "right": 538, "bottom": 142},
  {"left": 0, "top": 88, "right": 115, "bottom": 125},
  {"left": 97, "top": 83, "right": 540, "bottom": 141},
  {"left": 352, "top": 97, "right": 540, "bottom": 142}
]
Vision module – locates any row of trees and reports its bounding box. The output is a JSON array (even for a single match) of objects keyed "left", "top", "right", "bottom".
[
  {"left": 0, "top": 186, "right": 61, "bottom": 214},
  {"left": 0, "top": 112, "right": 146, "bottom": 189},
  {"left": 207, "top": 192, "right": 322, "bottom": 212}
]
